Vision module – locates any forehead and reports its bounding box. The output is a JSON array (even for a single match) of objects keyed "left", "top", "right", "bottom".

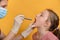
[
  {"left": 42, "top": 10, "right": 50, "bottom": 16},
  {"left": 42, "top": 10, "right": 50, "bottom": 19},
  {"left": 1, "top": 0, "right": 8, "bottom": 1},
  {"left": 43, "top": 10, "right": 49, "bottom": 15}
]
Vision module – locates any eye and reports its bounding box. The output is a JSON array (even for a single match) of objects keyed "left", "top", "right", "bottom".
[
  {"left": 40, "top": 12, "right": 43, "bottom": 16},
  {"left": 40, "top": 14, "right": 43, "bottom": 16},
  {"left": 7, "top": 0, "right": 8, "bottom": 1}
]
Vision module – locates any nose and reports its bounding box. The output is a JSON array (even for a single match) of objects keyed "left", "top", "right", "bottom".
[{"left": 36, "top": 14, "right": 40, "bottom": 17}]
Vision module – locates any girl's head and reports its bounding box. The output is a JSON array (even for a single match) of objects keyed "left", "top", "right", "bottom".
[
  {"left": 0, "top": 0, "right": 8, "bottom": 8},
  {"left": 34, "top": 9, "right": 59, "bottom": 31}
]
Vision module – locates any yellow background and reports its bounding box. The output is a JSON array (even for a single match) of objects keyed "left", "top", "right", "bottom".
[{"left": 0, "top": 0, "right": 60, "bottom": 40}]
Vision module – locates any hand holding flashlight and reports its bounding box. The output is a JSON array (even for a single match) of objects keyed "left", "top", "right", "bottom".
[{"left": 11, "top": 15, "right": 32, "bottom": 34}]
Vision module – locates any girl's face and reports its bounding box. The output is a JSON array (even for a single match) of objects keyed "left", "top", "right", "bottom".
[
  {"left": 34, "top": 10, "right": 50, "bottom": 28},
  {"left": 0, "top": 0, "right": 8, "bottom": 8}
]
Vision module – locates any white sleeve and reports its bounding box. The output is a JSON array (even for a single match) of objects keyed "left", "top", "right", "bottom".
[
  {"left": 21, "top": 25, "right": 35, "bottom": 38},
  {"left": 11, "top": 15, "right": 24, "bottom": 34}
]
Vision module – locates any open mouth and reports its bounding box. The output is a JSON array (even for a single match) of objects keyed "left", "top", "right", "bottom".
[{"left": 33, "top": 18, "right": 36, "bottom": 24}]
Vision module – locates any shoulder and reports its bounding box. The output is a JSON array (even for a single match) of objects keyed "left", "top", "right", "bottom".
[{"left": 47, "top": 32, "right": 59, "bottom": 40}]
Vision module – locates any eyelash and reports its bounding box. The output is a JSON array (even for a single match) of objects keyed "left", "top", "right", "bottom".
[{"left": 40, "top": 15, "right": 43, "bottom": 16}]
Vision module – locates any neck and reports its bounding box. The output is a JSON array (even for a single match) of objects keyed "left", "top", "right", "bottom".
[{"left": 37, "top": 26, "right": 49, "bottom": 39}]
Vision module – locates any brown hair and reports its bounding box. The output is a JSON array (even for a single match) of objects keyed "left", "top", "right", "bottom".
[
  {"left": 0, "top": 0, "right": 2, "bottom": 2},
  {"left": 47, "top": 9, "right": 60, "bottom": 39}
]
